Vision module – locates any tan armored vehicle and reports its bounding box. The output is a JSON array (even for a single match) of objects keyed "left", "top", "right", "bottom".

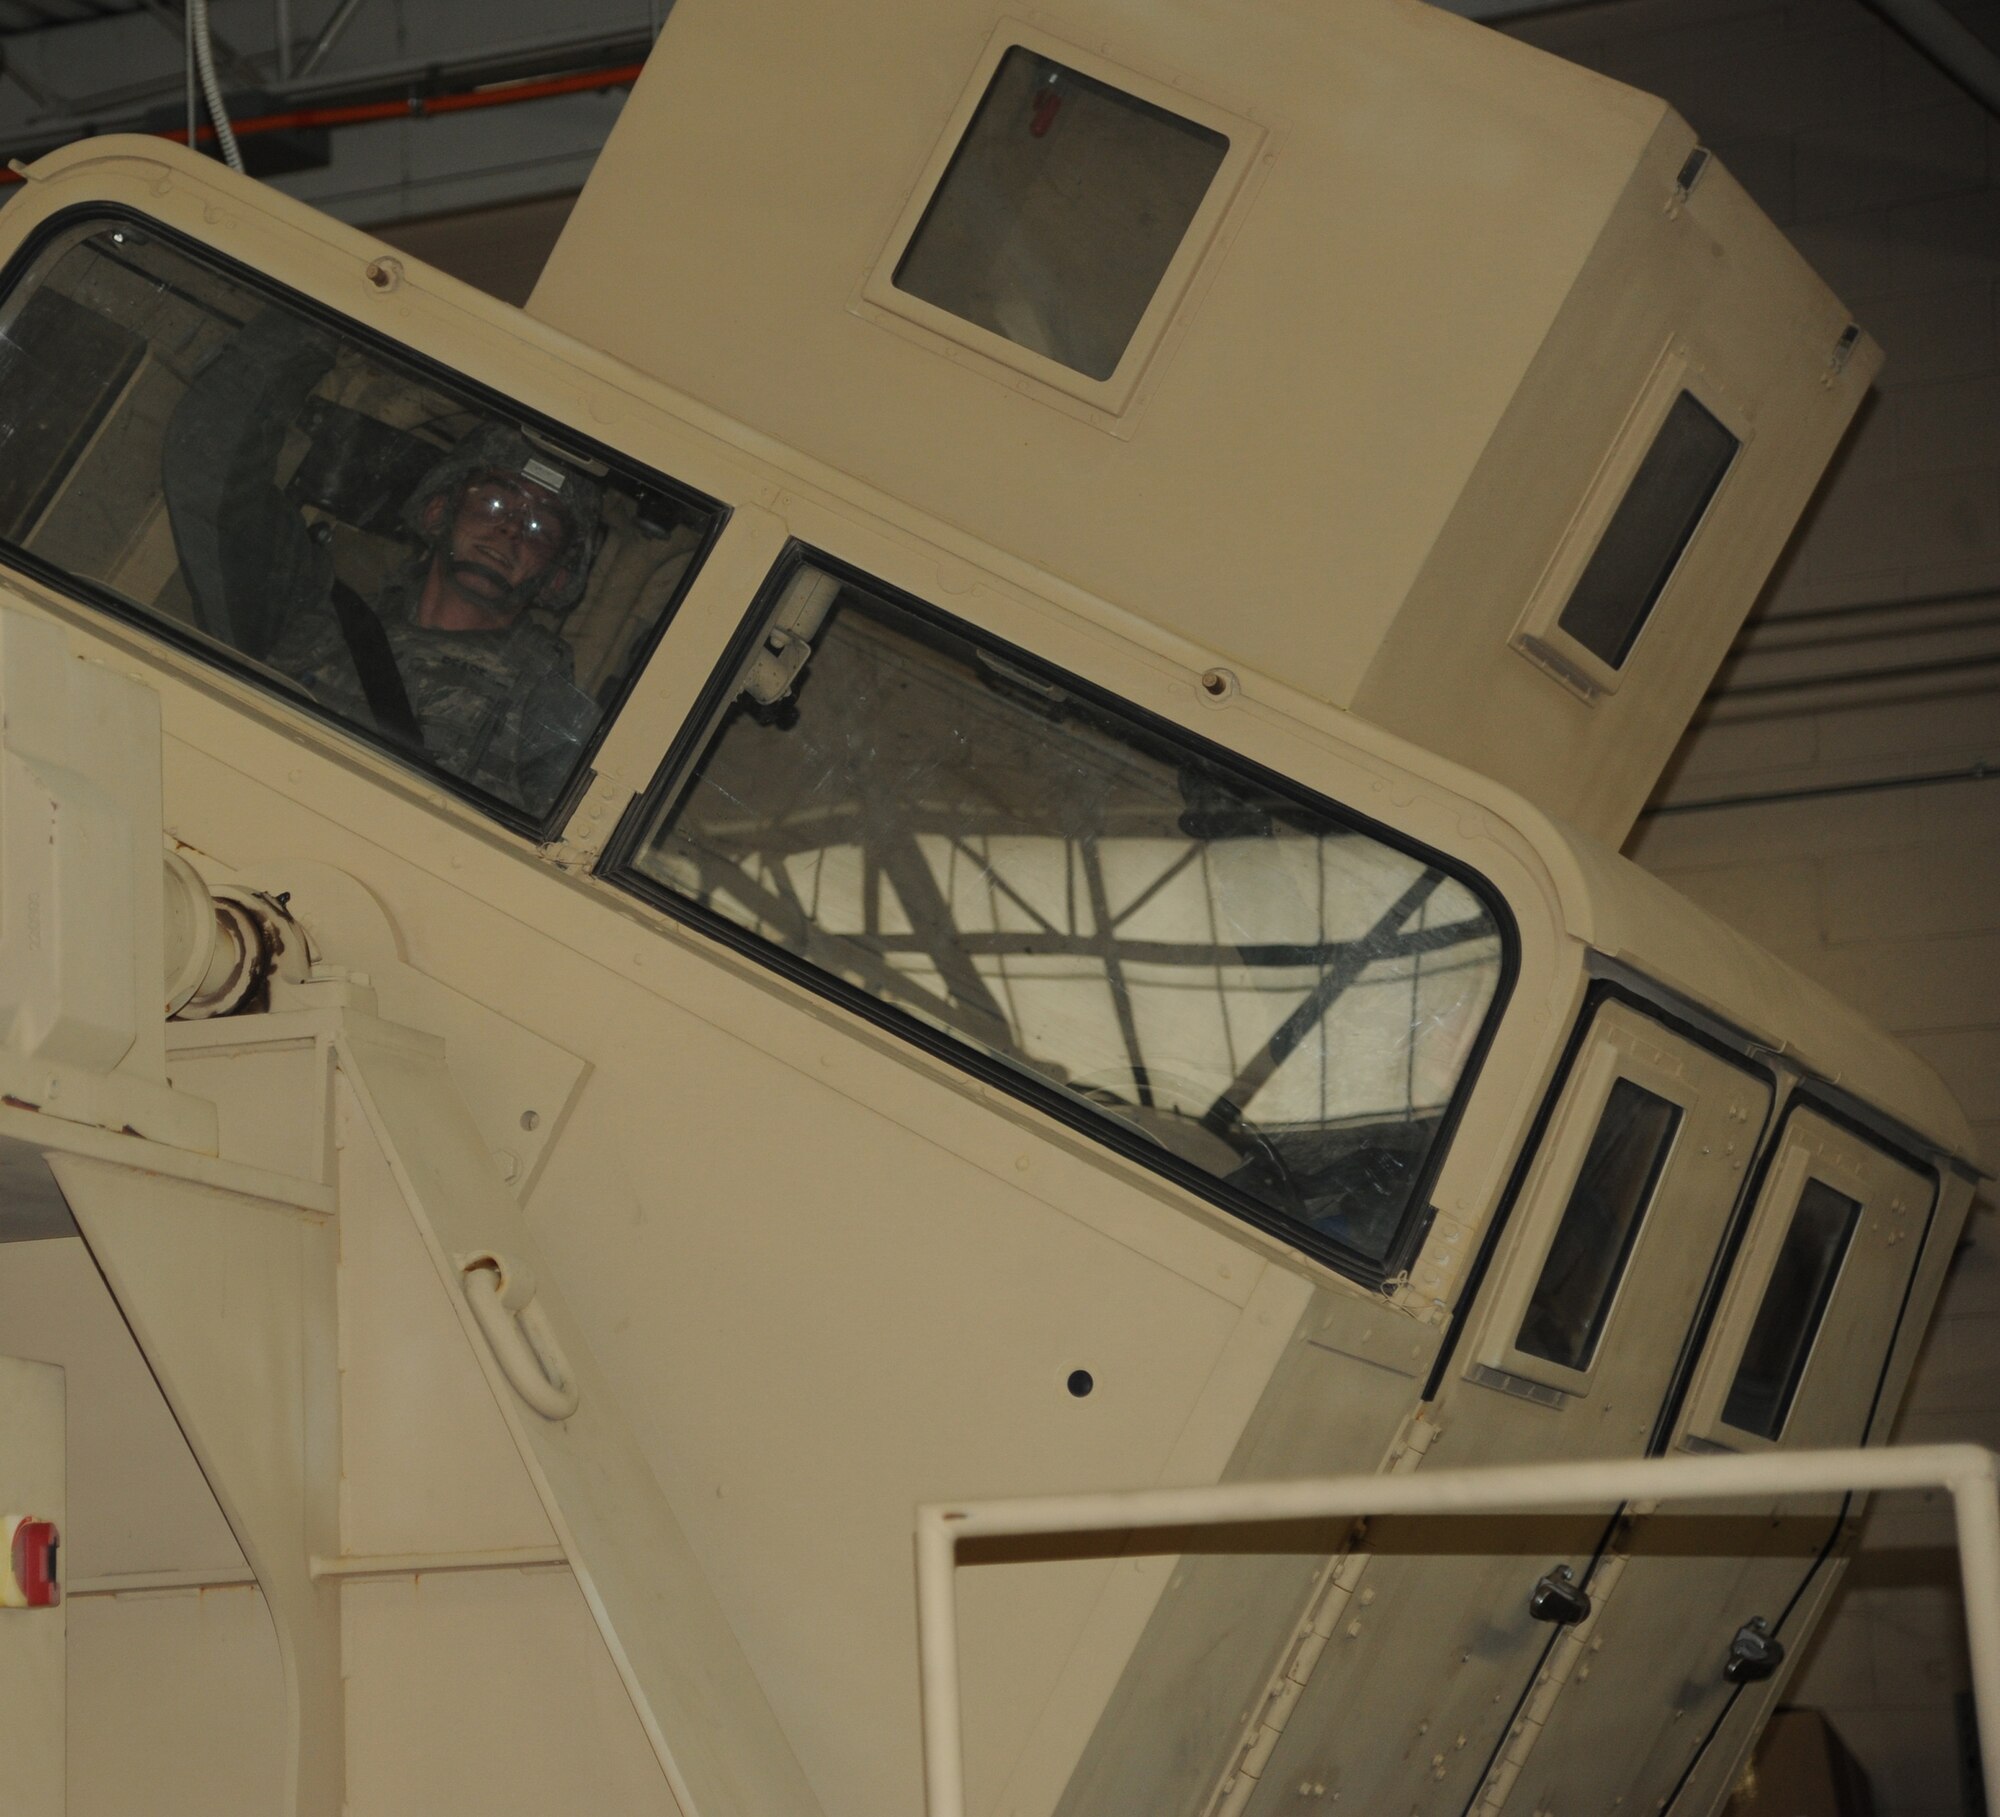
[{"left": 0, "top": 2, "right": 1982, "bottom": 1814}]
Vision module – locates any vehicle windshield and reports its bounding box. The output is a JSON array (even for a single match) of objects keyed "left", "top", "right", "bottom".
[
  {"left": 0, "top": 215, "right": 720, "bottom": 825},
  {"left": 621, "top": 559, "right": 1510, "bottom": 1277}
]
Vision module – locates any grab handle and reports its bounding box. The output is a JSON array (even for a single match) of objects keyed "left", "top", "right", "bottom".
[
  {"left": 459, "top": 1252, "right": 580, "bottom": 1421},
  {"left": 1724, "top": 1615, "right": 1784, "bottom": 1684},
  {"left": 1528, "top": 1563, "right": 1592, "bottom": 1626}
]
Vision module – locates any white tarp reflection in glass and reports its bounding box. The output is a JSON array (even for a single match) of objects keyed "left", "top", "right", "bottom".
[{"left": 633, "top": 564, "right": 1506, "bottom": 1271}]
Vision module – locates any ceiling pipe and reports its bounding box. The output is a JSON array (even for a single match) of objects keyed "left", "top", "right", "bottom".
[
  {"left": 295, "top": 0, "right": 369, "bottom": 83},
  {"left": 3, "top": 26, "right": 650, "bottom": 133},
  {"left": 1425, "top": 0, "right": 1998, "bottom": 118},
  {"left": 0, "top": 59, "right": 644, "bottom": 181},
  {"left": 142, "top": 0, "right": 263, "bottom": 97},
  {"left": 1423, "top": 0, "right": 1592, "bottom": 17},
  {"left": 1866, "top": 0, "right": 2000, "bottom": 115}
]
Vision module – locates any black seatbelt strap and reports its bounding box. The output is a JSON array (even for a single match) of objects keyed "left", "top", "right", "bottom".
[{"left": 329, "top": 582, "right": 426, "bottom": 754}]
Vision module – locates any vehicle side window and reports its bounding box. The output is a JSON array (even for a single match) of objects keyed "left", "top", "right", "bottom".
[
  {"left": 612, "top": 551, "right": 1510, "bottom": 1280},
  {"left": 1515, "top": 1077, "right": 1682, "bottom": 1372},
  {"left": 1676, "top": 1108, "right": 1932, "bottom": 1454},
  {"left": 1719, "top": 1176, "right": 1862, "bottom": 1440},
  {"left": 0, "top": 215, "right": 722, "bottom": 829},
  {"left": 1555, "top": 389, "right": 1738, "bottom": 670}
]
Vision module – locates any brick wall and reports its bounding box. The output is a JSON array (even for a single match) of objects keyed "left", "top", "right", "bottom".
[{"left": 1501, "top": 2, "right": 2000, "bottom": 1810}]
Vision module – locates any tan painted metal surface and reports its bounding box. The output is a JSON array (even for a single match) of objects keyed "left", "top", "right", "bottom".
[
  {"left": 531, "top": 0, "right": 1879, "bottom": 844},
  {"left": 0, "top": 1, "right": 1975, "bottom": 1813}
]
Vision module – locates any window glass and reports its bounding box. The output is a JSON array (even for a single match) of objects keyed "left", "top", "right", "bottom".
[
  {"left": 1722, "top": 1177, "right": 1862, "bottom": 1440},
  {"left": 894, "top": 47, "right": 1228, "bottom": 382},
  {"left": 1518, "top": 1078, "right": 1682, "bottom": 1373},
  {"left": 617, "top": 558, "right": 1507, "bottom": 1274},
  {"left": 1557, "top": 390, "right": 1739, "bottom": 669},
  {"left": 0, "top": 216, "right": 720, "bottom": 825}
]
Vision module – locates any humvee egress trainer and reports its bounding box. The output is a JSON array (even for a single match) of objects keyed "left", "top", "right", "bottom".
[{"left": 0, "top": 1, "right": 1980, "bottom": 1814}]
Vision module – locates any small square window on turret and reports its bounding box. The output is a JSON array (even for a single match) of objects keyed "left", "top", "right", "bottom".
[
  {"left": 893, "top": 49, "right": 1227, "bottom": 382},
  {"left": 861, "top": 31, "right": 1259, "bottom": 426}
]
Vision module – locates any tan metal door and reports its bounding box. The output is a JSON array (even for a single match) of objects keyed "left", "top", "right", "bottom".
[
  {"left": 1486, "top": 1106, "right": 1933, "bottom": 1817},
  {"left": 1244, "top": 997, "right": 1771, "bottom": 1816}
]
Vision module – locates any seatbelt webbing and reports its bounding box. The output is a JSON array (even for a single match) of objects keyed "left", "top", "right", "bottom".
[{"left": 330, "top": 582, "right": 426, "bottom": 754}]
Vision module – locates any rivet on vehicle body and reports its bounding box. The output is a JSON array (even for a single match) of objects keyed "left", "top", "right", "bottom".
[
  {"left": 1198, "top": 667, "right": 1238, "bottom": 705},
  {"left": 364, "top": 257, "right": 403, "bottom": 292}
]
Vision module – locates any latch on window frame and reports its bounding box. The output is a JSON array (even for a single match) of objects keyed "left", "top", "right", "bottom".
[{"left": 741, "top": 567, "right": 843, "bottom": 706}]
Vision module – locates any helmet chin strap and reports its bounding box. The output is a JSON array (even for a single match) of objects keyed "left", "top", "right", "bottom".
[{"left": 440, "top": 543, "right": 545, "bottom": 623}]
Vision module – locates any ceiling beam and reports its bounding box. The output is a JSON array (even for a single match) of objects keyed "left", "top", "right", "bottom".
[
  {"left": 1423, "top": 0, "right": 1586, "bottom": 18},
  {"left": 1424, "top": 0, "right": 1997, "bottom": 116}
]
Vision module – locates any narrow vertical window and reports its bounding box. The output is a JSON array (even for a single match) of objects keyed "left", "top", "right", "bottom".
[
  {"left": 1721, "top": 1178, "right": 1862, "bottom": 1440},
  {"left": 1556, "top": 391, "right": 1739, "bottom": 669},
  {"left": 1517, "top": 1079, "right": 1683, "bottom": 1372}
]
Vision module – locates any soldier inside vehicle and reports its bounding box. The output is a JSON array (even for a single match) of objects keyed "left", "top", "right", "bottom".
[{"left": 0, "top": 215, "right": 723, "bottom": 823}]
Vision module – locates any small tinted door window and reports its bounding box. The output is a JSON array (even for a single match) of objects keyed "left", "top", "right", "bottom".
[
  {"left": 0, "top": 216, "right": 721, "bottom": 827},
  {"left": 1556, "top": 390, "right": 1738, "bottom": 669},
  {"left": 1516, "top": 1077, "right": 1683, "bottom": 1372},
  {"left": 1720, "top": 1177, "right": 1861, "bottom": 1439},
  {"left": 614, "top": 554, "right": 1509, "bottom": 1279}
]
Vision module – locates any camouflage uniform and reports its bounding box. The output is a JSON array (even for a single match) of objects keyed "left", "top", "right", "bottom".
[
  {"left": 269, "top": 569, "right": 596, "bottom": 816},
  {"left": 163, "top": 310, "right": 604, "bottom": 820}
]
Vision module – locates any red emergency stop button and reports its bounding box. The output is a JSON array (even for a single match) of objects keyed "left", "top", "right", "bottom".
[{"left": 2, "top": 1514, "right": 59, "bottom": 1608}]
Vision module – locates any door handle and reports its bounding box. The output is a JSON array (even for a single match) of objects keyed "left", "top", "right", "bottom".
[
  {"left": 460, "top": 1251, "right": 580, "bottom": 1421},
  {"left": 1529, "top": 1563, "right": 1592, "bottom": 1626},
  {"left": 1724, "top": 1616, "right": 1785, "bottom": 1684}
]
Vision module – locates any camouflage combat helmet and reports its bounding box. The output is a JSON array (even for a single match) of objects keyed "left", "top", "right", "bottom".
[{"left": 404, "top": 424, "right": 605, "bottom": 614}]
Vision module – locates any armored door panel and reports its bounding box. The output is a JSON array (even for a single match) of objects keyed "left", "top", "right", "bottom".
[
  {"left": 1241, "top": 1000, "right": 1769, "bottom": 1817},
  {"left": 1496, "top": 1110, "right": 1931, "bottom": 1817}
]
